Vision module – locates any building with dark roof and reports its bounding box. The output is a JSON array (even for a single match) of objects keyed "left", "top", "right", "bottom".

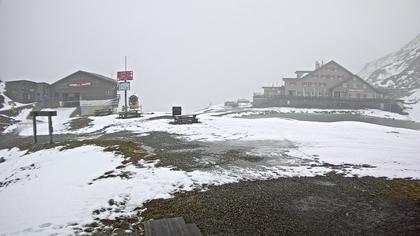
[
  {"left": 253, "top": 61, "right": 404, "bottom": 113},
  {"left": 5, "top": 70, "right": 118, "bottom": 115},
  {"left": 4, "top": 80, "right": 51, "bottom": 104}
]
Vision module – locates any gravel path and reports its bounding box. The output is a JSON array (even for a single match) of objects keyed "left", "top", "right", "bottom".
[{"left": 142, "top": 174, "right": 420, "bottom": 236}]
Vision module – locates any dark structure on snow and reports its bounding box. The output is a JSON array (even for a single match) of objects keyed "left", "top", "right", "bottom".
[
  {"left": 253, "top": 61, "right": 404, "bottom": 113},
  {"left": 5, "top": 71, "right": 118, "bottom": 115}
]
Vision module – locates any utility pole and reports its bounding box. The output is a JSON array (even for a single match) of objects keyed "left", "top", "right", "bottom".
[{"left": 124, "top": 56, "right": 128, "bottom": 118}]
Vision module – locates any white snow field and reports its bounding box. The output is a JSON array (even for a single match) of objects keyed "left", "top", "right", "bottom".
[
  {"left": 0, "top": 81, "right": 31, "bottom": 112},
  {"left": 3, "top": 107, "right": 77, "bottom": 135},
  {"left": 404, "top": 89, "right": 420, "bottom": 122},
  {"left": 1, "top": 107, "right": 420, "bottom": 234},
  {"left": 0, "top": 146, "right": 238, "bottom": 235}
]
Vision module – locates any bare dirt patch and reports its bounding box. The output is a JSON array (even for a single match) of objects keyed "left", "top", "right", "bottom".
[{"left": 141, "top": 175, "right": 420, "bottom": 235}]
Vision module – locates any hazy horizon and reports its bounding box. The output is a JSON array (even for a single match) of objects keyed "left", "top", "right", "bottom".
[{"left": 1, "top": 0, "right": 419, "bottom": 112}]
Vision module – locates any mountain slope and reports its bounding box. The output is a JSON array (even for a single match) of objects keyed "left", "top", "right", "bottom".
[{"left": 358, "top": 34, "right": 420, "bottom": 90}]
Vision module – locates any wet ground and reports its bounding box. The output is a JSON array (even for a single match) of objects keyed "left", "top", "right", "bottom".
[
  {"left": 142, "top": 175, "right": 420, "bottom": 236},
  {"left": 1, "top": 114, "right": 420, "bottom": 235},
  {"left": 229, "top": 112, "right": 420, "bottom": 130}
]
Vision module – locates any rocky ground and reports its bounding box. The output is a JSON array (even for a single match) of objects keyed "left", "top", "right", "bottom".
[
  {"left": 1, "top": 112, "right": 420, "bottom": 235},
  {"left": 143, "top": 175, "right": 420, "bottom": 236}
]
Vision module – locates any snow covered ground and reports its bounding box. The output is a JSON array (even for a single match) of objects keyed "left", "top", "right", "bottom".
[
  {"left": 0, "top": 146, "right": 239, "bottom": 235},
  {"left": 0, "top": 81, "right": 32, "bottom": 112},
  {"left": 4, "top": 107, "right": 76, "bottom": 135},
  {"left": 217, "top": 107, "right": 413, "bottom": 120},
  {"left": 1, "top": 105, "right": 420, "bottom": 234},
  {"left": 3, "top": 106, "right": 420, "bottom": 180},
  {"left": 403, "top": 89, "right": 420, "bottom": 122}
]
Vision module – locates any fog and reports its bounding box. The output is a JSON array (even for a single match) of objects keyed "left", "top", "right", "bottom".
[{"left": 1, "top": 0, "right": 419, "bottom": 112}]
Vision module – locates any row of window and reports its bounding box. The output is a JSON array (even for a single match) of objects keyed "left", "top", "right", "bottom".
[
  {"left": 312, "top": 74, "right": 344, "bottom": 80},
  {"left": 297, "top": 91, "right": 329, "bottom": 96},
  {"left": 342, "top": 83, "right": 367, "bottom": 89},
  {"left": 302, "top": 82, "right": 327, "bottom": 87},
  {"left": 290, "top": 90, "right": 377, "bottom": 99},
  {"left": 323, "top": 66, "right": 339, "bottom": 72}
]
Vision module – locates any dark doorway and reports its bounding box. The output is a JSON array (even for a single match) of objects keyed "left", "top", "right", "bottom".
[{"left": 62, "top": 93, "right": 80, "bottom": 107}]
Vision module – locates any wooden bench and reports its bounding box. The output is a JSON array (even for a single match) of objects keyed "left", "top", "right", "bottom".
[
  {"left": 173, "top": 115, "right": 199, "bottom": 124},
  {"left": 118, "top": 110, "right": 142, "bottom": 119},
  {"left": 94, "top": 108, "right": 113, "bottom": 116}
]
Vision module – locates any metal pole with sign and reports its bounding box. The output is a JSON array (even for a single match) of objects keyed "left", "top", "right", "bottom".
[
  {"left": 124, "top": 56, "right": 128, "bottom": 118},
  {"left": 117, "top": 57, "right": 134, "bottom": 118}
]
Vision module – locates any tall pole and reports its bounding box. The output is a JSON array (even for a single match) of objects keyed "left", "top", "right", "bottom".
[
  {"left": 48, "top": 115, "right": 53, "bottom": 144},
  {"left": 124, "top": 56, "right": 128, "bottom": 118},
  {"left": 32, "top": 115, "right": 37, "bottom": 144}
]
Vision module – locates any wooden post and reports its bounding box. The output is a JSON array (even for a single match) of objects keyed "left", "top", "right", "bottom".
[
  {"left": 30, "top": 111, "right": 57, "bottom": 145},
  {"left": 48, "top": 115, "right": 53, "bottom": 144},
  {"left": 32, "top": 115, "right": 37, "bottom": 144}
]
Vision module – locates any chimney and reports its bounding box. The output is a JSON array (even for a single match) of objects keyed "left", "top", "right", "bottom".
[{"left": 315, "top": 61, "right": 320, "bottom": 69}]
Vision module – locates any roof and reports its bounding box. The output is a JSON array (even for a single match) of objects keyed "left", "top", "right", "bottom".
[
  {"left": 5, "top": 80, "right": 49, "bottom": 85},
  {"left": 52, "top": 70, "right": 117, "bottom": 85},
  {"left": 290, "top": 60, "right": 383, "bottom": 93},
  {"left": 329, "top": 76, "right": 382, "bottom": 93},
  {"left": 262, "top": 86, "right": 284, "bottom": 89}
]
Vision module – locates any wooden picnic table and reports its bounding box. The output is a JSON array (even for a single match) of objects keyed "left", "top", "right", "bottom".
[
  {"left": 173, "top": 114, "right": 199, "bottom": 124},
  {"left": 118, "top": 110, "right": 142, "bottom": 119}
]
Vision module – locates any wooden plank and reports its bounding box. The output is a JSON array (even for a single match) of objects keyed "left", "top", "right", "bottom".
[
  {"left": 144, "top": 217, "right": 202, "bottom": 236},
  {"left": 185, "top": 224, "right": 202, "bottom": 236},
  {"left": 30, "top": 111, "right": 57, "bottom": 116}
]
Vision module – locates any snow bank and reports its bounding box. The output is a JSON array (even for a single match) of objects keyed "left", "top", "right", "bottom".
[
  {"left": 1, "top": 113, "right": 420, "bottom": 233},
  {"left": 0, "top": 146, "right": 229, "bottom": 235},
  {"left": 403, "top": 89, "right": 420, "bottom": 122},
  {"left": 0, "top": 81, "right": 32, "bottom": 112},
  {"left": 4, "top": 107, "right": 76, "bottom": 135},
  {"left": 219, "top": 107, "right": 411, "bottom": 120}
]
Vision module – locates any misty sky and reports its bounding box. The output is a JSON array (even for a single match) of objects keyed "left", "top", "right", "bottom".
[{"left": 1, "top": 0, "right": 419, "bottom": 112}]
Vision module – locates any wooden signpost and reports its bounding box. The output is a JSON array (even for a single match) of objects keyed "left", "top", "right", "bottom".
[{"left": 29, "top": 111, "right": 57, "bottom": 144}]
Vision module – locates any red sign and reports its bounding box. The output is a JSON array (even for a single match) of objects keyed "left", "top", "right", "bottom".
[{"left": 117, "top": 71, "right": 133, "bottom": 81}]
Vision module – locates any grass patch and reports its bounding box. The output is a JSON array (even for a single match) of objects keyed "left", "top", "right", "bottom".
[
  {"left": 67, "top": 117, "right": 93, "bottom": 130},
  {"left": 383, "top": 179, "right": 420, "bottom": 203},
  {"left": 141, "top": 192, "right": 205, "bottom": 222},
  {"left": 59, "top": 139, "right": 158, "bottom": 166},
  {"left": 69, "top": 107, "right": 81, "bottom": 118}
]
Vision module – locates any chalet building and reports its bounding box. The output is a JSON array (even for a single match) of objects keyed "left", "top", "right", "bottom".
[
  {"left": 5, "top": 71, "right": 118, "bottom": 115},
  {"left": 4, "top": 80, "right": 51, "bottom": 104},
  {"left": 253, "top": 61, "right": 404, "bottom": 113},
  {"left": 51, "top": 71, "right": 118, "bottom": 115}
]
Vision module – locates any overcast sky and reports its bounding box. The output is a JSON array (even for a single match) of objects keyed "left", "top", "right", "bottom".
[{"left": 1, "top": 0, "right": 419, "bottom": 112}]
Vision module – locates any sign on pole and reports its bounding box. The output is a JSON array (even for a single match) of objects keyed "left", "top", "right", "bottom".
[
  {"left": 117, "top": 71, "right": 133, "bottom": 81},
  {"left": 118, "top": 81, "right": 130, "bottom": 91}
]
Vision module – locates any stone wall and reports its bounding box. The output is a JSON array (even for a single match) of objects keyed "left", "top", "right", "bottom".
[{"left": 252, "top": 95, "right": 404, "bottom": 113}]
